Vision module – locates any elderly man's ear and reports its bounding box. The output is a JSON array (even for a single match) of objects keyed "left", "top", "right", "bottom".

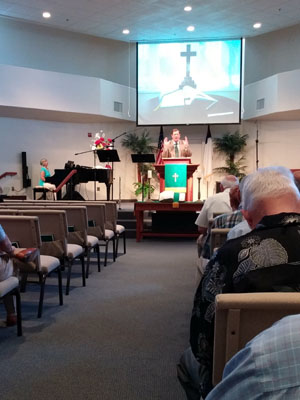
[{"left": 242, "top": 209, "right": 256, "bottom": 229}]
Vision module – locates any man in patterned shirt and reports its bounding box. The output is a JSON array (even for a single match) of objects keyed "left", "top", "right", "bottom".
[{"left": 178, "top": 166, "right": 300, "bottom": 400}]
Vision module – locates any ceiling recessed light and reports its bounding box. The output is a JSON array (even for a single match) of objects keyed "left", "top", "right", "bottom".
[
  {"left": 184, "top": 5, "right": 192, "bottom": 12},
  {"left": 122, "top": 29, "right": 130, "bottom": 35},
  {"left": 253, "top": 22, "right": 262, "bottom": 29},
  {"left": 187, "top": 25, "right": 195, "bottom": 32},
  {"left": 42, "top": 11, "right": 51, "bottom": 19}
]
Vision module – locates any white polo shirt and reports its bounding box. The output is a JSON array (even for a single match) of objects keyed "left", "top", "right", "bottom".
[{"left": 195, "top": 188, "right": 232, "bottom": 228}]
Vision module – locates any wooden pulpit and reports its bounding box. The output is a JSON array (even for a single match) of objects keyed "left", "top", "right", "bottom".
[{"left": 155, "top": 158, "right": 199, "bottom": 201}]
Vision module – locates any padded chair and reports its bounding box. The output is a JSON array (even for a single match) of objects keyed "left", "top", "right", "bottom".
[
  {"left": 0, "top": 215, "right": 63, "bottom": 318},
  {"left": 102, "top": 201, "right": 126, "bottom": 257},
  {"left": 79, "top": 203, "right": 115, "bottom": 266},
  {"left": 19, "top": 209, "right": 86, "bottom": 295},
  {"left": 3, "top": 201, "right": 115, "bottom": 267},
  {"left": 0, "top": 276, "right": 22, "bottom": 336},
  {"left": 62, "top": 201, "right": 120, "bottom": 260},
  {"left": 63, "top": 201, "right": 119, "bottom": 261},
  {"left": 115, "top": 223, "right": 126, "bottom": 256},
  {"left": 46, "top": 205, "right": 100, "bottom": 278},
  {"left": 213, "top": 292, "right": 300, "bottom": 385},
  {"left": 25, "top": 201, "right": 102, "bottom": 275}
]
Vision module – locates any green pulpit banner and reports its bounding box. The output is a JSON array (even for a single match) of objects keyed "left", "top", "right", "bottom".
[{"left": 165, "top": 164, "right": 187, "bottom": 193}]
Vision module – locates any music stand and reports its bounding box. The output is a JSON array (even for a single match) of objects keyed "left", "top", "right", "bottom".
[
  {"left": 97, "top": 150, "right": 120, "bottom": 200},
  {"left": 131, "top": 154, "right": 155, "bottom": 202},
  {"left": 97, "top": 150, "right": 120, "bottom": 163},
  {"left": 131, "top": 154, "right": 155, "bottom": 164}
]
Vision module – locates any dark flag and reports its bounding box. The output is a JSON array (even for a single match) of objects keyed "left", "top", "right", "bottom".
[
  {"left": 156, "top": 126, "right": 164, "bottom": 164},
  {"left": 202, "top": 125, "right": 213, "bottom": 182}
]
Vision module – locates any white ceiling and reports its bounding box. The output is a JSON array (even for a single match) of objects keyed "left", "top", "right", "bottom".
[{"left": 1, "top": 0, "right": 300, "bottom": 42}]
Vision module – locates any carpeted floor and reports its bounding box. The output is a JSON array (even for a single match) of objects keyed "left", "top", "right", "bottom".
[{"left": 0, "top": 238, "right": 197, "bottom": 400}]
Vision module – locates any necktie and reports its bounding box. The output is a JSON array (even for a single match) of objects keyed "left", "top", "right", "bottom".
[{"left": 175, "top": 142, "right": 179, "bottom": 157}]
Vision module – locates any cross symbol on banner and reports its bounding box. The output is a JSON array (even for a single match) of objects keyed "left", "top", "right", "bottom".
[{"left": 172, "top": 172, "right": 179, "bottom": 183}]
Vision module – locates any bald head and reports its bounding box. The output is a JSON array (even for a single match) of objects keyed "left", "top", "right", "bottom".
[
  {"left": 220, "top": 175, "right": 239, "bottom": 191},
  {"left": 242, "top": 166, "right": 300, "bottom": 228}
]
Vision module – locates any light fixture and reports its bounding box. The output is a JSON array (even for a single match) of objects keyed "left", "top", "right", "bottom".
[
  {"left": 42, "top": 11, "right": 51, "bottom": 19},
  {"left": 187, "top": 25, "right": 195, "bottom": 32},
  {"left": 184, "top": 5, "right": 192, "bottom": 12},
  {"left": 253, "top": 22, "right": 262, "bottom": 29},
  {"left": 122, "top": 29, "right": 130, "bottom": 35}
]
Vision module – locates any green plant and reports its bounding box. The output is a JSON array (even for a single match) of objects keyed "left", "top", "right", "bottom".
[
  {"left": 133, "top": 181, "right": 155, "bottom": 198},
  {"left": 213, "top": 131, "right": 248, "bottom": 178},
  {"left": 121, "top": 130, "right": 155, "bottom": 154},
  {"left": 121, "top": 129, "right": 158, "bottom": 184}
]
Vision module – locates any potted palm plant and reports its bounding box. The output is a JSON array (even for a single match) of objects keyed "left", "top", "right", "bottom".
[
  {"left": 121, "top": 129, "right": 158, "bottom": 198},
  {"left": 213, "top": 131, "right": 248, "bottom": 178}
]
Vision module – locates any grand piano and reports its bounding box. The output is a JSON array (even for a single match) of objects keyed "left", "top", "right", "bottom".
[{"left": 46, "top": 164, "right": 113, "bottom": 200}]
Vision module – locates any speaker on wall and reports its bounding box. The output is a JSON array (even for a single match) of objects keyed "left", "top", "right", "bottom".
[{"left": 21, "top": 151, "right": 31, "bottom": 188}]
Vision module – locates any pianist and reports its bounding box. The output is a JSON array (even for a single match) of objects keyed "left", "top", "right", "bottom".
[{"left": 39, "top": 158, "right": 56, "bottom": 200}]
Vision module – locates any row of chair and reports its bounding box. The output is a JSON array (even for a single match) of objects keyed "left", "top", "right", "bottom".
[
  {"left": 2, "top": 200, "right": 126, "bottom": 262},
  {"left": 0, "top": 200, "right": 126, "bottom": 335}
]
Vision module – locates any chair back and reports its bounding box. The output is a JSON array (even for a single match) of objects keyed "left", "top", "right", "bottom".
[
  {"left": 210, "top": 228, "right": 230, "bottom": 257},
  {"left": 19, "top": 209, "right": 68, "bottom": 255},
  {"left": 213, "top": 292, "right": 300, "bottom": 385},
  {"left": 0, "top": 209, "right": 19, "bottom": 215},
  {"left": 98, "top": 201, "right": 117, "bottom": 231},
  {"left": 46, "top": 206, "right": 88, "bottom": 246},
  {"left": 0, "top": 215, "right": 41, "bottom": 248},
  {"left": 62, "top": 201, "right": 117, "bottom": 231},
  {"left": 2, "top": 201, "right": 106, "bottom": 239}
]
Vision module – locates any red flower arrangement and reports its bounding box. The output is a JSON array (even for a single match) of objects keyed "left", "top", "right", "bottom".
[
  {"left": 91, "top": 132, "right": 113, "bottom": 150},
  {"left": 94, "top": 137, "right": 112, "bottom": 149}
]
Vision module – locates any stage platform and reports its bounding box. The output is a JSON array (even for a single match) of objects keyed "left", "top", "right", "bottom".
[{"left": 134, "top": 201, "right": 203, "bottom": 242}]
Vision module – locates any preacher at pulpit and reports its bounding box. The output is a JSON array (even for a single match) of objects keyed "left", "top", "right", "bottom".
[{"left": 162, "top": 129, "right": 192, "bottom": 158}]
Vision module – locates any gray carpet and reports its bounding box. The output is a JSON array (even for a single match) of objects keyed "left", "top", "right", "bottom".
[{"left": 0, "top": 238, "right": 196, "bottom": 400}]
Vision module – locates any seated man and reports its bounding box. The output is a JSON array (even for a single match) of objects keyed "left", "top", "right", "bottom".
[
  {"left": 195, "top": 175, "right": 239, "bottom": 236},
  {"left": 206, "top": 314, "right": 300, "bottom": 399},
  {"left": 196, "top": 185, "right": 244, "bottom": 284},
  {"left": 178, "top": 166, "right": 300, "bottom": 399},
  {"left": 227, "top": 217, "right": 251, "bottom": 240}
]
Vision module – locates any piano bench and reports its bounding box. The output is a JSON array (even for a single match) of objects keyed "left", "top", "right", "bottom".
[{"left": 33, "top": 186, "right": 50, "bottom": 200}]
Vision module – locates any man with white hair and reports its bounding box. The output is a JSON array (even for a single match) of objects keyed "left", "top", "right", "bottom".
[
  {"left": 178, "top": 166, "right": 300, "bottom": 400},
  {"left": 195, "top": 175, "right": 239, "bottom": 236}
]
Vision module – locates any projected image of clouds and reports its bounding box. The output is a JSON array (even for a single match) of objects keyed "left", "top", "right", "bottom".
[{"left": 137, "top": 40, "right": 242, "bottom": 125}]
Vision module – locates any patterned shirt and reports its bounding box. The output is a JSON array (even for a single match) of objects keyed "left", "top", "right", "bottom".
[
  {"left": 206, "top": 314, "right": 300, "bottom": 399},
  {"left": 190, "top": 213, "right": 300, "bottom": 398}
]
